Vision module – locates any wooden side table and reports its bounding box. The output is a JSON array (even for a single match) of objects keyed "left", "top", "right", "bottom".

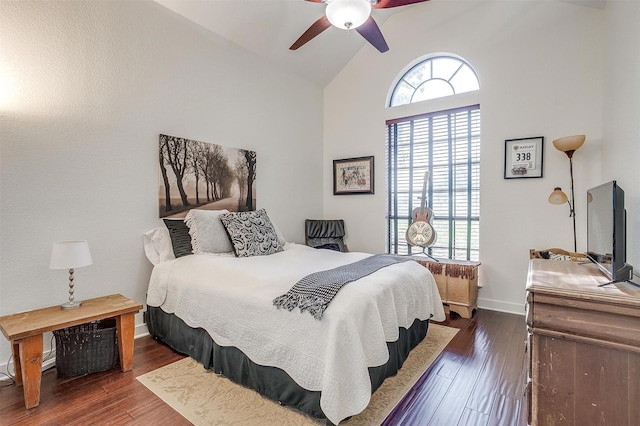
[
  {"left": 415, "top": 258, "right": 480, "bottom": 318},
  {"left": 0, "top": 294, "right": 142, "bottom": 409}
]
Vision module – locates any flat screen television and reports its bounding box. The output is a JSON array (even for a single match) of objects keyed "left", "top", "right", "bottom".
[{"left": 586, "top": 180, "right": 634, "bottom": 284}]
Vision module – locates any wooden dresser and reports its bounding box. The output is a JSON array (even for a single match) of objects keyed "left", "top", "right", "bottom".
[{"left": 525, "top": 259, "right": 640, "bottom": 425}]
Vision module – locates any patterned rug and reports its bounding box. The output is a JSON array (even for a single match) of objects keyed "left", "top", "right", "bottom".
[{"left": 137, "top": 323, "right": 458, "bottom": 425}]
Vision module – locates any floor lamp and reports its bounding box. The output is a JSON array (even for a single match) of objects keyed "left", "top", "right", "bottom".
[{"left": 548, "top": 135, "right": 585, "bottom": 252}]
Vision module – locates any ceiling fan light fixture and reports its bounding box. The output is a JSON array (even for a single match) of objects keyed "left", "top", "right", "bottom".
[{"left": 326, "top": 0, "right": 372, "bottom": 30}]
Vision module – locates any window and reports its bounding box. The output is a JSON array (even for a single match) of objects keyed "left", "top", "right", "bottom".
[
  {"left": 386, "top": 54, "right": 480, "bottom": 261},
  {"left": 389, "top": 55, "right": 479, "bottom": 107}
]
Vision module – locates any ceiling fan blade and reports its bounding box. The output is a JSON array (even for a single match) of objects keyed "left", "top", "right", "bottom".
[
  {"left": 374, "top": 0, "right": 429, "bottom": 9},
  {"left": 290, "top": 16, "right": 332, "bottom": 50},
  {"left": 356, "top": 17, "right": 389, "bottom": 53}
]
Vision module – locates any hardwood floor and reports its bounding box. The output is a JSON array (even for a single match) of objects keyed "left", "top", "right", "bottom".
[
  {"left": 0, "top": 309, "right": 527, "bottom": 425},
  {"left": 383, "top": 310, "right": 528, "bottom": 426}
]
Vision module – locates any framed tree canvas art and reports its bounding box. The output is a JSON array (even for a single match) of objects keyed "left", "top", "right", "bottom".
[{"left": 158, "top": 134, "right": 256, "bottom": 217}]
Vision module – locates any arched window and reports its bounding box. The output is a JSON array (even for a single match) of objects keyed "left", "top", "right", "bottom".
[
  {"left": 386, "top": 54, "right": 480, "bottom": 261},
  {"left": 388, "top": 54, "right": 479, "bottom": 107}
]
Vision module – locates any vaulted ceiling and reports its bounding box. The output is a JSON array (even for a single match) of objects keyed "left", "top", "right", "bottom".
[
  {"left": 155, "top": 0, "right": 429, "bottom": 87},
  {"left": 155, "top": 0, "right": 606, "bottom": 88}
]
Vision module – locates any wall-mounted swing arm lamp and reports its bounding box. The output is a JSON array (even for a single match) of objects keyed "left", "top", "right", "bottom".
[{"left": 548, "top": 135, "right": 585, "bottom": 252}]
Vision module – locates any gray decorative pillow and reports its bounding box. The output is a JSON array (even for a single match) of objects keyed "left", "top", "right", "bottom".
[
  {"left": 184, "top": 209, "right": 233, "bottom": 254},
  {"left": 220, "top": 209, "right": 284, "bottom": 257}
]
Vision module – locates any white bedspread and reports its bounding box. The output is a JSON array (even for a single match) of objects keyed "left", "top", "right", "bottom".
[{"left": 146, "top": 243, "right": 444, "bottom": 424}]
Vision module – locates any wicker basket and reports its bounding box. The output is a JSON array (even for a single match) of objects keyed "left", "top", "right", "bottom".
[{"left": 53, "top": 318, "right": 120, "bottom": 378}]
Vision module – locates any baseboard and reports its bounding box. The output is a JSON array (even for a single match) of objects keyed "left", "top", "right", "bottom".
[
  {"left": 136, "top": 323, "right": 149, "bottom": 338},
  {"left": 0, "top": 323, "right": 151, "bottom": 383},
  {"left": 477, "top": 298, "right": 525, "bottom": 316}
]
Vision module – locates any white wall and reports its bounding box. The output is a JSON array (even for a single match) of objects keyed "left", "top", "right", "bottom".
[
  {"left": 2, "top": 0, "right": 637, "bottom": 376},
  {"left": 0, "top": 1, "right": 323, "bottom": 366},
  {"left": 324, "top": 0, "right": 606, "bottom": 313},
  {"left": 603, "top": 0, "right": 640, "bottom": 274}
]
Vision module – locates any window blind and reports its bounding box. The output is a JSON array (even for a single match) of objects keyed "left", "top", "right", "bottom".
[{"left": 386, "top": 105, "right": 480, "bottom": 260}]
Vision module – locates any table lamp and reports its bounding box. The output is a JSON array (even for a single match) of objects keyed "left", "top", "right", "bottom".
[{"left": 49, "top": 240, "right": 93, "bottom": 310}]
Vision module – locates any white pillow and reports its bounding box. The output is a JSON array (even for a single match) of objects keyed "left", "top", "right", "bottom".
[
  {"left": 184, "top": 209, "right": 234, "bottom": 254},
  {"left": 143, "top": 226, "right": 176, "bottom": 265}
]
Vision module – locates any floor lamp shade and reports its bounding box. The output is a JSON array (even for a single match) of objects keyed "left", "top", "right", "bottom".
[
  {"left": 548, "top": 187, "right": 569, "bottom": 205},
  {"left": 552, "top": 135, "right": 585, "bottom": 155}
]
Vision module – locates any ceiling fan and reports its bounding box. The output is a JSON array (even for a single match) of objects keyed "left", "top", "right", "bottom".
[{"left": 290, "top": 0, "right": 429, "bottom": 53}]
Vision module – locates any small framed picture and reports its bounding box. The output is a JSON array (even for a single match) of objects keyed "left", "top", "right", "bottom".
[
  {"left": 504, "top": 137, "right": 544, "bottom": 179},
  {"left": 333, "top": 156, "right": 374, "bottom": 195}
]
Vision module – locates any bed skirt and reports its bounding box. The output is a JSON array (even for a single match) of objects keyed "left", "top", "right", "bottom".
[{"left": 147, "top": 306, "right": 429, "bottom": 423}]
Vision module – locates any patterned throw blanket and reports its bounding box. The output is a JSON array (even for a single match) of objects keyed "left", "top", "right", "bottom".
[{"left": 273, "top": 254, "right": 411, "bottom": 320}]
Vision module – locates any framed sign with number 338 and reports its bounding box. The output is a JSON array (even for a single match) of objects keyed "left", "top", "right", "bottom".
[{"left": 504, "top": 136, "right": 544, "bottom": 179}]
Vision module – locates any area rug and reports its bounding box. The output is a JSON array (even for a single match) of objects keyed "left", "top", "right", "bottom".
[{"left": 137, "top": 323, "right": 458, "bottom": 425}]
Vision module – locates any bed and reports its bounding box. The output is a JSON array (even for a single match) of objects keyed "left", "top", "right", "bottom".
[{"left": 144, "top": 209, "right": 445, "bottom": 425}]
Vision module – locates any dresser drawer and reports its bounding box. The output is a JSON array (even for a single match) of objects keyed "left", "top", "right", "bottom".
[{"left": 531, "top": 294, "right": 640, "bottom": 349}]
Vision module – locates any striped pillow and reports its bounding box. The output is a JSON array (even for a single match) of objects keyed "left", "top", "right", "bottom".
[{"left": 163, "top": 218, "right": 192, "bottom": 258}]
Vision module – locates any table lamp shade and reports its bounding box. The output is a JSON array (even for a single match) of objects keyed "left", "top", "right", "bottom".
[{"left": 50, "top": 240, "right": 93, "bottom": 269}]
